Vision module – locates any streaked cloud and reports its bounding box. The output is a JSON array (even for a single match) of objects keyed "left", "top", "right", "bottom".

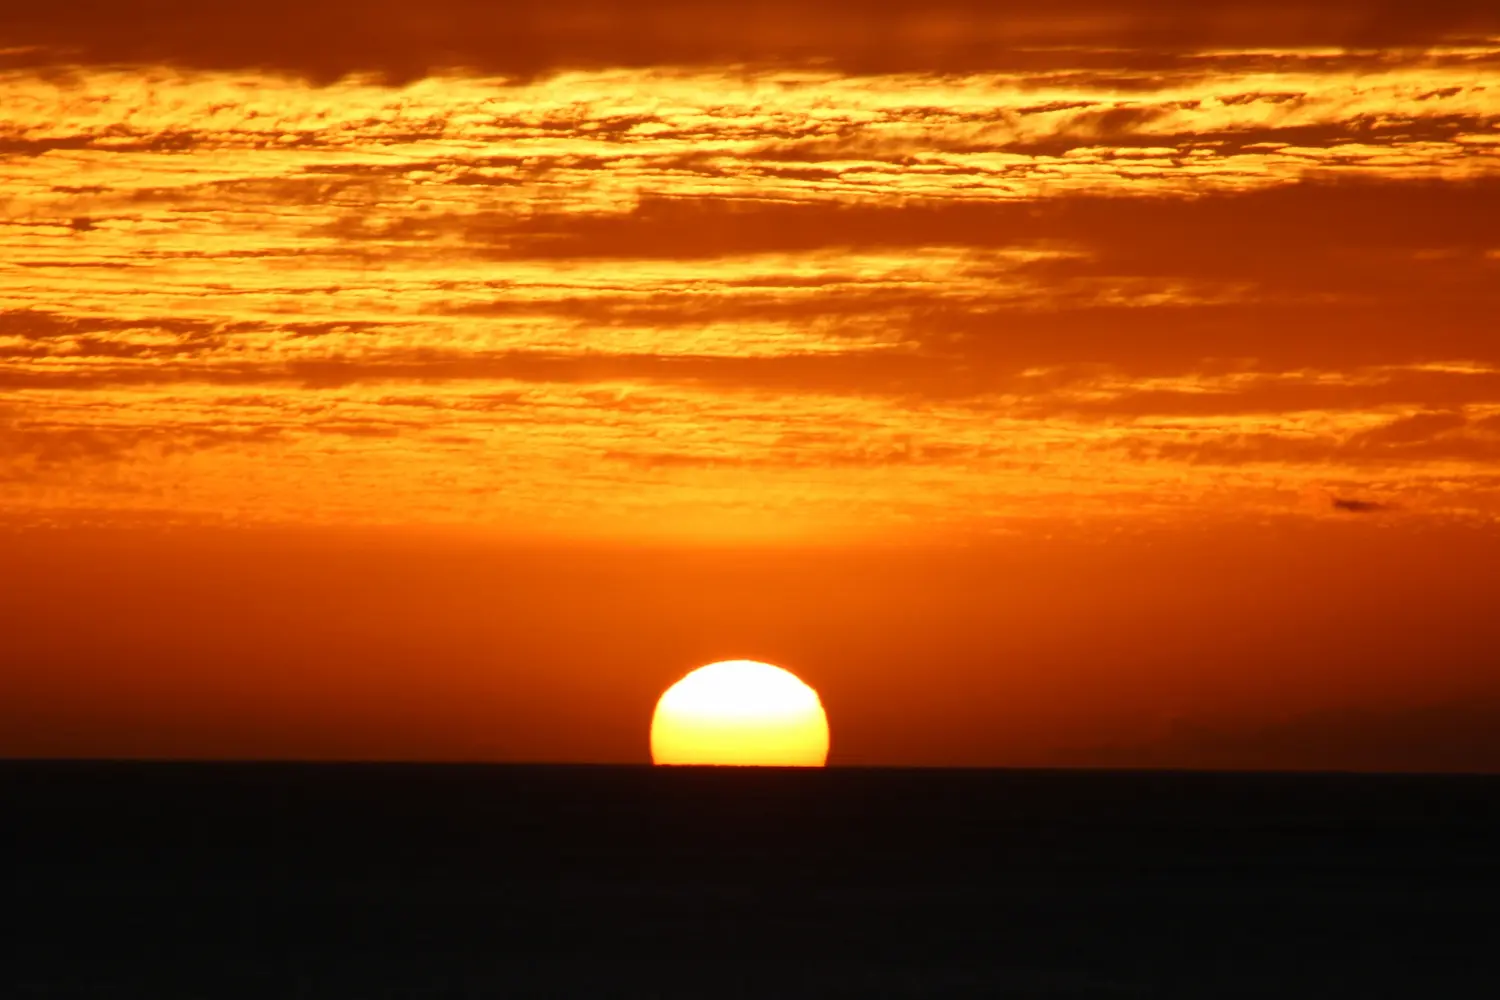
[{"left": 5, "top": 1, "right": 1498, "bottom": 81}]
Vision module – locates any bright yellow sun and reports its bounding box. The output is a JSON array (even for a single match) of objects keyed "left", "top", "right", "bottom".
[{"left": 650, "top": 659, "right": 830, "bottom": 767}]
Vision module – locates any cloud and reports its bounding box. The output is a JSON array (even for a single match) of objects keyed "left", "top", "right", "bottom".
[
  {"left": 1103, "top": 407, "right": 1500, "bottom": 471},
  {"left": 341, "top": 178, "right": 1500, "bottom": 260},
  {"left": 0, "top": 420, "right": 287, "bottom": 482},
  {"left": 3, "top": 1, "right": 1497, "bottom": 82},
  {"left": 1330, "top": 497, "right": 1393, "bottom": 513}
]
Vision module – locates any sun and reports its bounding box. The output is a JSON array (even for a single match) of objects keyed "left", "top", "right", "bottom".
[{"left": 650, "top": 660, "right": 830, "bottom": 767}]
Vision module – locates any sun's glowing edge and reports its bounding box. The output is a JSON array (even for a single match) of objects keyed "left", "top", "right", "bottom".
[{"left": 650, "top": 660, "right": 830, "bottom": 767}]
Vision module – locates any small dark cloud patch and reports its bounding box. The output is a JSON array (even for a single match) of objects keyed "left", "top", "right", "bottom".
[{"left": 1331, "top": 496, "right": 1393, "bottom": 514}]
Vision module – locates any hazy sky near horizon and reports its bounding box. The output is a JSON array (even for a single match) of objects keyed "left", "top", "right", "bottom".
[{"left": 3, "top": 2, "right": 1499, "bottom": 768}]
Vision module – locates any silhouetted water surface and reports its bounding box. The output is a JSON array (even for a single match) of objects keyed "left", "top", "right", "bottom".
[{"left": 4, "top": 762, "right": 1497, "bottom": 997}]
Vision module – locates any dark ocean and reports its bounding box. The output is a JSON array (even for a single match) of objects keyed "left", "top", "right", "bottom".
[{"left": 4, "top": 762, "right": 1497, "bottom": 997}]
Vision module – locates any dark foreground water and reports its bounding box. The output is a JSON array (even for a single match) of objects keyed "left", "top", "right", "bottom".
[{"left": 3, "top": 762, "right": 1498, "bottom": 997}]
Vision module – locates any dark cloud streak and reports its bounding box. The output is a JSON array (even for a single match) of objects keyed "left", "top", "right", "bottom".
[
  {"left": 3, "top": 1, "right": 1498, "bottom": 82},
  {"left": 1330, "top": 497, "right": 1391, "bottom": 512}
]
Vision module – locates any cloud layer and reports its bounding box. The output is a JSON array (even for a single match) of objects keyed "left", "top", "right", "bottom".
[{"left": 2, "top": 9, "right": 1498, "bottom": 535}]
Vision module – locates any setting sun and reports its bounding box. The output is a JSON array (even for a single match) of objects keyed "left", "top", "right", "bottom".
[{"left": 650, "top": 660, "right": 830, "bottom": 767}]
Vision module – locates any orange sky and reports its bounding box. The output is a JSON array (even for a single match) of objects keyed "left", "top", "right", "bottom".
[{"left": 2, "top": 1, "right": 1499, "bottom": 768}]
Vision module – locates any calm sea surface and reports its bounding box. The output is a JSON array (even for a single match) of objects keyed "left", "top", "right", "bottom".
[{"left": 5, "top": 762, "right": 1498, "bottom": 997}]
